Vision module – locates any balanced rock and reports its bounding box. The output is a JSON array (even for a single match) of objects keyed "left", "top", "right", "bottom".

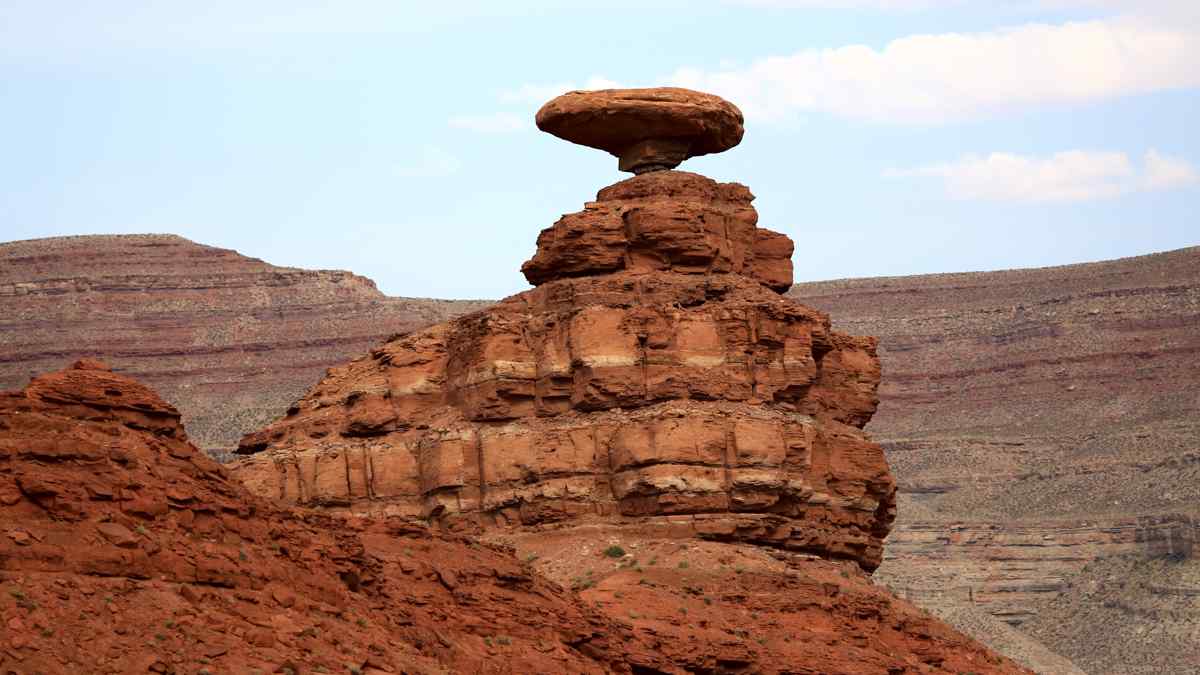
[
  {"left": 537, "top": 87, "right": 744, "bottom": 173},
  {"left": 227, "top": 88, "right": 1029, "bottom": 673}
]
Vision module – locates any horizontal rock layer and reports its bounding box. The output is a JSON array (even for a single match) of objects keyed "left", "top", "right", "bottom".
[
  {"left": 791, "top": 245, "right": 1200, "bottom": 672},
  {"left": 234, "top": 271, "right": 896, "bottom": 571},
  {"left": 0, "top": 234, "right": 489, "bottom": 456},
  {"left": 522, "top": 171, "right": 794, "bottom": 291}
]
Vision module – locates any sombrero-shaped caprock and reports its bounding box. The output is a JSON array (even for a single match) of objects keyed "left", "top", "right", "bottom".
[{"left": 535, "top": 87, "right": 744, "bottom": 174}]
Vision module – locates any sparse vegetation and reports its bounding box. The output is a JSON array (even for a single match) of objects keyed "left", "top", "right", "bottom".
[{"left": 603, "top": 545, "right": 626, "bottom": 558}]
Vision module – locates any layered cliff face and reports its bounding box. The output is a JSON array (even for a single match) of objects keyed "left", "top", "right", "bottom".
[
  {"left": 0, "top": 234, "right": 489, "bottom": 457},
  {"left": 1, "top": 362, "right": 1021, "bottom": 674},
  {"left": 234, "top": 171, "right": 896, "bottom": 573},
  {"left": 791, "top": 246, "right": 1200, "bottom": 672},
  {"left": 226, "top": 86, "right": 1028, "bottom": 673}
]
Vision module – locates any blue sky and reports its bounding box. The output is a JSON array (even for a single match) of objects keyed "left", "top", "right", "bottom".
[{"left": 2, "top": 1, "right": 1197, "bottom": 299}]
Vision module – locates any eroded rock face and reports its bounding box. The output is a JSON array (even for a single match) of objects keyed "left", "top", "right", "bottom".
[
  {"left": 223, "top": 90, "right": 1029, "bottom": 672},
  {"left": 236, "top": 235, "right": 891, "bottom": 571},
  {"left": 0, "top": 362, "right": 1025, "bottom": 674},
  {"left": 0, "top": 361, "right": 675, "bottom": 673},
  {"left": 522, "top": 171, "right": 794, "bottom": 291}
]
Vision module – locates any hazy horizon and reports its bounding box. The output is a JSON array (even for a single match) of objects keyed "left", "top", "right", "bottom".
[{"left": 3, "top": 1, "right": 1197, "bottom": 298}]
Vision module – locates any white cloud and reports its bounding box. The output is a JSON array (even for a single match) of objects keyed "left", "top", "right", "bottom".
[
  {"left": 1143, "top": 149, "right": 1200, "bottom": 190},
  {"left": 448, "top": 112, "right": 528, "bottom": 133},
  {"left": 667, "top": 16, "right": 1200, "bottom": 123},
  {"left": 886, "top": 149, "right": 1198, "bottom": 202},
  {"left": 395, "top": 146, "right": 461, "bottom": 178}
]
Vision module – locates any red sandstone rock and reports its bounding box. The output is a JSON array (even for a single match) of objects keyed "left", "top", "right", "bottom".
[
  {"left": 0, "top": 362, "right": 674, "bottom": 673},
  {"left": 237, "top": 262, "right": 894, "bottom": 571},
  {"left": 2, "top": 363, "right": 1025, "bottom": 674},
  {"left": 522, "top": 171, "right": 794, "bottom": 291},
  {"left": 536, "top": 88, "right": 743, "bottom": 173}
]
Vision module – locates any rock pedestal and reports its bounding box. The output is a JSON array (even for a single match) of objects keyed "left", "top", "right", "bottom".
[{"left": 232, "top": 87, "right": 898, "bottom": 572}]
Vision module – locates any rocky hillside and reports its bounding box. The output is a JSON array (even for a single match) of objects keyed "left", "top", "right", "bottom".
[
  {"left": 0, "top": 360, "right": 1023, "bottom": 673},
  {"left": 0, "top": 234, "right": 490, "bottom": 457},
  {"left": 791, "top": 245, "right": 1200, "bottom": 673},
  {"left": 0, "top": 360, "right": 694, "bottom": 673}
]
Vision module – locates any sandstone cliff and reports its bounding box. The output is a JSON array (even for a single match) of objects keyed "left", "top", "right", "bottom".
[{"left": 0, "top": 234, "right": 489, "bottom": 457}]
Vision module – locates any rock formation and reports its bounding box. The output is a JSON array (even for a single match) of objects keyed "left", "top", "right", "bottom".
[
  {"left": 235, "top": 88, "right": 895, "bottom": 573},
  {"left": 229, "top": 87, "right": 1026, "bottom": 673},
  {"left": 536, "top": 88, "right": 744, "bottom": 174},
  {"left": 0, "top": 360, "right": 1024, "bottom": 674},
  {"left": 1, "top": 360, "right": 677, "bottom": 673},
  {"left": 0, "top": 234, "right": 489, "bottom": 457}
]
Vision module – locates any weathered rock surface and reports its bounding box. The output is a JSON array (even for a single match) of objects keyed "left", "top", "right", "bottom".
[
  {"left": 0, "top": 361, "right": 662, "bottom": 673},
  {"left": 522, "top": 171, "right": 794, "bottom": 291},
  {"left": 1, "top": 361, "right": 1025, "bottom": 674},
  {"left": 233, "top": 170, "right": 887, "bottom": 571},
  {"left": 791, "top": 245, "right": 1200, "bottom": 673},
  {"left": 0, "top": 234, "right": 489, "bottom": 457},
  {"left": 502, "top": 524, "right": 1026, "bottom": 675},
  {"left": 234, "top": 266, "right": 895, "bottom": 571},
  {"left": 536, "top": 88, "right": 744, "bottom": 173},
  {"left": 1024, "top": 554, "right": 1200, "bottom": 675}
]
